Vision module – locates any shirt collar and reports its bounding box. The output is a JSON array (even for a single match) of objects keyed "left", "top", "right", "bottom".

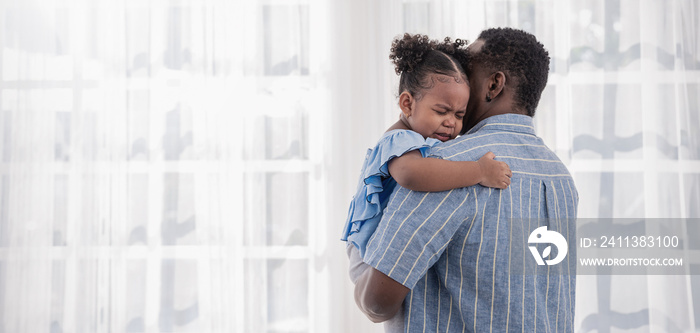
[{"left": 465, "top": 114, "right": 536, "bottom": 136}]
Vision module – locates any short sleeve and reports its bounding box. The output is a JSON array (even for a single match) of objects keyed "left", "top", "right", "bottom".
[
  {"left": 360, "top": 130, "right": 440, "bottom": 182},
  {"left": 341, "top": 130, "right": 440, "bottom": 257},
  {"left": 363, "top": 186, "right": 474, "bottom": 288}
]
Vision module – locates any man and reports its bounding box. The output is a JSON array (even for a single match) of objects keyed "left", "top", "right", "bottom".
[{"left": 354, "top": 28, "right": 578, "bottom": 332}]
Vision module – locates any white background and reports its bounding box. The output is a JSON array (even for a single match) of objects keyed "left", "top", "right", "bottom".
[{"left": 0, "top": 0, "right": 698, "bottom": 332}]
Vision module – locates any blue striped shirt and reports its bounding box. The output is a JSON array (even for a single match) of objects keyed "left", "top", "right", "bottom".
[{"left": 364, "top": 114, "right": 578, "bottom": 332}]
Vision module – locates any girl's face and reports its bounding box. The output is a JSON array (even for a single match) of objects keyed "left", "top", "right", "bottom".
[{"left": 402, "top": 75, "right": 469, "bottom": 142}]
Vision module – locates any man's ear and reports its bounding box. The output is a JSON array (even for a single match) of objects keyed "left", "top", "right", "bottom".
[
  {"left": 487, "top": 71, "right": 506, "bottom": 100},
  {"left": 398, "top": 91, "right": 414, "bottom": 117}
]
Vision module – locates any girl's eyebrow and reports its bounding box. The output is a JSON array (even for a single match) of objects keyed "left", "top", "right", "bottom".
[
  {"left": 434, "top": 103, "right": 453, "bottom": 110},
  {"left": 435, "top": 103, "right": 466, "bottom": 113}
]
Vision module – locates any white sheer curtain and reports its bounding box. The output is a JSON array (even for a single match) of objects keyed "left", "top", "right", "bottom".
[
  {"left": 1, "top": 0, "right": 331, "bottom": 332},
  {"left": 1, "top": 0, "right": 698, "bottom": 332}
]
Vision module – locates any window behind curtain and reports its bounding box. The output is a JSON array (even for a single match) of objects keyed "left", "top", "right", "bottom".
[
  {"left": 1, "top": 1, "right": 699, "bottom": 333},
  {"left": 0, "top": 1, "right": 327, "bottom": 332}
]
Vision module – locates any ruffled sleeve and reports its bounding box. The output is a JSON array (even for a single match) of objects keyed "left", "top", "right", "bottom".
[{"left": 341, "top": 130, "right": 440, "bottom": 257}]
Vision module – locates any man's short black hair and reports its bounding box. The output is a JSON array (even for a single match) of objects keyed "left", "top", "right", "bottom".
[{"left": 471, "top": 27, "right": 550, "bottom": 116}]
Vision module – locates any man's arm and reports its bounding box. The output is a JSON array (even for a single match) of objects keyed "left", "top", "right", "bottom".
[
  {"left": 353, "top": 265, "right": 409, "bottom": 323},
  {"left": 355, "top": 186, "right": 474, "bottom": 322}
]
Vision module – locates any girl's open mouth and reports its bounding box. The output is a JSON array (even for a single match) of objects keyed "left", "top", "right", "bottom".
[{"left": 434, "top": 133, "right": 451, "bottom": 141}]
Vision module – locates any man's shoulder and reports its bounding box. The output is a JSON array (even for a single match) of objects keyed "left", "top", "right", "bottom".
[
  {"left": 428, "top": 126, "right": 574, "bottom": 179},
  {"left": 427, "top": 128, "right": 519, "bottom": 161},
  {"left": 429, "top": 114, "right": 539, "bottom": 160}
]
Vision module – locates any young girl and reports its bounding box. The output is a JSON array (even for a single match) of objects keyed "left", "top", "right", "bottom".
[{"left": 341, "top": 34, "right": 512, "bottom": 268}]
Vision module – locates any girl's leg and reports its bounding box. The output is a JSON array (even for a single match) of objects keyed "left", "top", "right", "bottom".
[{"left": 346, "top": 243, "right": 370, "bottom": 284}]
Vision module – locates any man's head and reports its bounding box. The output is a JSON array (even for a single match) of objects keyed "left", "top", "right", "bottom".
[{"left": 461, "top": 28, "right": 550, "bottom": 132}]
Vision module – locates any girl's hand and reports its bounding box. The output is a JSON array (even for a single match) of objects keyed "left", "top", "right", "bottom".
[{"left": 477, "top": 152, "right": 512, "bottom": 189}]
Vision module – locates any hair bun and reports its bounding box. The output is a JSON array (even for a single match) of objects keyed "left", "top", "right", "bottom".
[
  {"left": 389, "top": 33, "right": 434, "bottom": 75},
  {"left": 434, "top": 36, "right": 470, "bottom": 73}
]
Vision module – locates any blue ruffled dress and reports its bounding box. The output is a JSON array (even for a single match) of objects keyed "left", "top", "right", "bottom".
[{"left": 341, "top": 129, "right": 440, "bottom": 258}]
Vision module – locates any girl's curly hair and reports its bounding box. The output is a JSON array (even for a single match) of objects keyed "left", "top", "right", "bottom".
[{"left": 389, "top": 33, "right": 471, "bottom": 99}]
